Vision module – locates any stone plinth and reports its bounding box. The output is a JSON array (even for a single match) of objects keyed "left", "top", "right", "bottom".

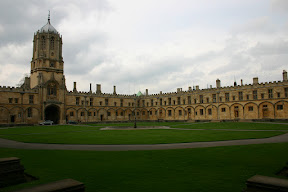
[
  {"left": 0, "top": 157, "right": 27, "bottom": 188},
  {"left": 245, "top": 175, "right": 288, "bottom": 192},
  {"left": 12, "top": 179, "right": 85, "bottom": 192}
]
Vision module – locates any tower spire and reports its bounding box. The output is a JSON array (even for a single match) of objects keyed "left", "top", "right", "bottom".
[{"left": 48, "top": 10, "right": 50, "bottom": 24}]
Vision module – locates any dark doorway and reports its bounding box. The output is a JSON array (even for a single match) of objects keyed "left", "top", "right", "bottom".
[
  {"left": 10, "top": 115, "right": 15, "bottom": 123},
  {"left": 45, "top": 105, "right": 60, "bottom": 124},
  {"left": 100, "top": 115, "right": 104, "bottom": 121}
]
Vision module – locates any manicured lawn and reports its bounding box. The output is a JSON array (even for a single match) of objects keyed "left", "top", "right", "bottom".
[
  {"left": 170, "top": 122, "right": 288, "bottom": 130},
  {"left": 1, "top": 143, "right": 288, "bottom": 192},
  {"left": 0, "top": 125, "right": 284, "bottom": 144}
]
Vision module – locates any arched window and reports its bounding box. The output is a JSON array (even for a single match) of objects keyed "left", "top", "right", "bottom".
[
  {"left": 47, "top": 83, "right": 57, "bottom": 96},
  {"left": 27, "top": 108, "right": 32, "bottom": 117},
  {"left": 41, "top": 36, "right": 46, "bottom": 50},
  {"left": 50, "top": 36, "right": 54, "bottom": 50}
]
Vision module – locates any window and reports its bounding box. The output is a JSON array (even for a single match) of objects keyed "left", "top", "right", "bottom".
[
  {"left": 164, "top": 101, "right": 167, "bottom": 105},
  {"left": 225, "top": 93, "right": 229, "bottom": 101},
  {"left": 29, "top": 95, "right": 34, "bottom": 104},
  {"left": 99, "top": 101, "right": 102, "bottom": 106},
  {"left": 70, "top": 112, "right": 74, "bottom": 116},
  {"left": 94, "top": 112, "right": 96, "bottom": 116},
  {"left": 200, "top": 109, "right": 204, "bottom": 115},
  {"left": 81, "top": 112, "right": 84, "bottom": 116},
  {"left": 18, "top": 113, "right": 21, "bottom": 118},
  {"left": 179, "top": 110, "right": 182, "bottom": 116},
  {"left": 50, "top": 36, "right": 55, "bottom": 50},
  {"left": 114, "top": 102, "right": 117, "bottom": 106},
  {"left": 128, "top": 102, "right": 131, "bottom": 106},
  {"left": 142, "top": 111, "right": 145, "bottom": 115},
  {"left": 168, "top": 98, "right": 171, "bottom": 105},
  {"left": 219, "top": 97, "right": 222, "bottom": 102},
  {"left": 107, "top": 112, "right": 111, "bottom": 116},
  {"left": 268, "top": 89, "right": 273, "bottom": 98},
  {"left": 50, "top": 62, "right": 55, "bottom": 67},
  {"left": 168, "top": 110, "right": 172, "bottom": 116},
  {"left": 248, "top": 106, "right": 253, "bottom": 111},
  {"left": 90, "top": 98, "right": 93, "bottom": 106},
  {"left": 142, "top": 100, "right": 145, "bottom": 107},
  {"left": 81, "top": 101, "right": 84, "bottom": 105},
  {"left": 261, "top": 93, "right": 265, "bottom": 99},
  {"left": 188, "top": 96, "right": 191, "bottom": 104},
  {"left": 120, "top": 99, "right": 123, "bottom": 107},
  {"left": 238, "top": 92, "right": 243, "bottom": 101},
  {"left": 221, "top": 108, "right": 226, "bottom": 112},
  {"left": 76, "top": 97, "right": 80, "bottom": 105},
  {"left": 200, "top": 95, "right": 203, "bottom": 103},
  {"left": 9, "top": 98, "right": 13, "bottom": 103},
  {"left": 15, "top": 98, "right": 18, "bottom": 103},
  {"left": 233, "top": 96, "right": 235, "bottom": 101},
  {"left": 116, "top": 112, "right": 118, "bottom": 116},
  {"left": 212, "top": 94, "right": 216, "bottom": 103},
  {"left": 105, "top": 99, "right": 109, "bottom": 106},
  {"left": 177, "top": 97, "right": 181, "bottom": 105},
  {"left": 27, "top": 108, "right": 32, "bottom": 117},
  {"left": 137, "top": 112, "right": 139, "bottom": 116},
  {"left": 173, "top": 100, "right": 176, "bottom": 105},
  {"left": 285, "top": 88, "right": 288, "bottom": 98},
  {"left": 47, "top": 83, "right": 56, "bottom": 96},
  {"left": 150, "top": 111, "right": 152, "bottom": 115},
  {"left": 183, "top": 99, "right": 185, "bottom": 105},
  {"left": 277, "top": 92, "right": 280, "bottom": 98},
  {"left": 206, "top": 98, "right": 209, "bottom": 103},
  {"left": 253, "top": 90, "right": 257, "bottom": 100},
  {"left": 88, "top": 112, "right": 92, "bottom": 116},
  {"left": 263, "top": 105, "right": 268, "bottom": 108},
  {"left": 208, "top": 108, "right": 212, "bottom": 115},
  {"left": 121, "top": 112, "right": 124, "bottom": 116},
  {"left": 246, "top": 95, "right": 249, "bottom": 100},
  {"left": 151, "top": 99, "right": 154, "bottom": 106},
  {"left": 235, "top": 106, "right": 239, "bottom": 109},
  {"left": 41, "top": 36, "right": 45, "bottom": 50},
  {"left": 277, "top": 105, "right": 283, "bottom": 110},
  {"left": 194, "top": 99, "right": 197, "bottom": 104}
]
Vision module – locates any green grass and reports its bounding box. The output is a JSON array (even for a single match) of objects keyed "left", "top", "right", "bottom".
[
  {"left": 170, "top": 122, "right": 288, "bottom": 130},
  {"left": 0, "top": 125, "right": 284, "bottom": 144},
  {"left": 1, "top": 143, "right": 288, "bottom": 192}
]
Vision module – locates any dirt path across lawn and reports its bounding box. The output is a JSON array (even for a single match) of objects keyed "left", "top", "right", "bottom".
[{"left": 0, "top": 133, "right": 287, "bottom": 151}]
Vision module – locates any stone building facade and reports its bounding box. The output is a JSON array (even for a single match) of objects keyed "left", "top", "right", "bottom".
[{"left": 0, "top": 17, "right": 288, "bottom": 124}]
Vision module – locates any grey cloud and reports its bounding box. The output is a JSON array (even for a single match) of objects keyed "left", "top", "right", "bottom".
[{"left": 249, "top": 40, "right": 288, "bottom": 56}]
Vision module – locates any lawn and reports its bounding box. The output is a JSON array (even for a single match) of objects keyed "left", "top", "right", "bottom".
[
  {"left": 1, "top": 143, "right": 288, "bottom": 192},
  {"left": 0, "top": 123, "right": 285, "bottom": 144}
]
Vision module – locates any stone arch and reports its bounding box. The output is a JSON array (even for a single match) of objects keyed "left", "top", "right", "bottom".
[
  {"left": 66, "top": 107, "right": 77, "bottom": 122},
  {"left": 87, "top": 108, "right": 97, "bottom": 122},
  {"left": 230, "top": 103, "right": 244, "bottom": 120},
  {"left": 158, "top": 107, "right": 166, "bottom": 120},
  {"left": 259, "top": 101, "right": 274, "bottom": 119},
  {"left": 77, "top": 108, "right": 87, "bottom": 123},
  {"left": 218, "top": 104, "right": 230, "bottom": 120},
  {"left": 175, "top": 106, "right": 185, "bottom": 120},
  {"left": 44, "top": 105, "right": 59, "bottom": 124},
  {"left": 243, "top": 102, "right": 258, "bottom": 119},
  {"left": 0, "top": 106, "right": 9, "bottom": 123},
  {"left": 185, "top": 106, "right": 195, "bottom": 120},
  {"left": 194, "top": 105, "right": 206, "bottom": 120},
  {"left": 165, "top": 107, "right": 175, "bottom": 120},
  {"left": 98, "top": 108, "right": 108, "bottom": 121},
  {"left": 124, "top": 109, "right": 133, "bottom": 121},
  {"left": 205, "top": 104, "right": 217, "bottom": 120},
  {"left": 274, "top": 100, "right": 288, "bottom": 119},
  {"left": 9, "top": 106, "right": 24, "bottom": 123}
]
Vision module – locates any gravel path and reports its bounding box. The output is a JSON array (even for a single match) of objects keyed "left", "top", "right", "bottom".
[{"left": 0, "top": 133, "right": 287, "bottom": 151}]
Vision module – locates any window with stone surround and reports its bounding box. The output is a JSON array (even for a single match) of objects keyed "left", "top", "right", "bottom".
[
  {"left": 9, "top": 98, "right": 13, "bottom": 103},
  {"left": 76, "top": 97, "right": 80, "bottom": 105},
  {"left": 261, "top": 93, "right": 264, "bottom": 99},
  {"left": 248, "top": 106, "right": 253, "bottom": 111},
  {"left": 168, "top": 110, "right": 172, "bottom": 116},
  {"left": 253, "top": 90, "right": 257, "bottom": 100},
  {"left": 15, "top": 98, "right": 18, "bottom": 103},
  {"left": 238, "top": 92, "right": 243, "bottom": 101},
  {"left": 70, "top": 111, "right": 74, "bottom": 116},
  {"left": 29, "top": 95, "right": 34, "bottom": 104},
  {"left": 212, "top": 94, "right": 216, "bottom": 103},
  {"left": 107, "top": 112, "right": 111, "bottom": 116},
  {"left": 105, "top": 99, "right": 109, "bottom": 106},
  {"left": 277, "top": 92, "right": 280, "bottom": 98},
  {"left": 50, "top": 36, "right": 55, "bottom": 50},
  {"left": 200, "top": 95, "right": 203, "bottom": 103},
  {"left": 179, "top": 110, "right": 182, "bottom": 116},
  {"left": 188, "top": 96, "right": 191, "bottom": 104},
  {"left": 81, "top": 112, "right": 84, "bottom": 116},
  {"left": 268, "top": 89, "right": 273, "bottom": 98},
  {"left": 225, "top": 93, "right": 229, "bottom": 101},
  {"left": 208, "top": 108, "right": 212, "bottom": 115},
  {"left": 277, "top": 105, "right": 283, "bottom": 110},
  {"left": 90, "top": 98, "right": 93, "bottom": 106},
  {"left": 285, "top": 88, "right": 288, "bottom": 97},
  {"left": 200, "top": 109, "right": 204, "bottom": 115},
  {"left": 221, "top": 107, "right": 226, "bottom": 112},
  {"left": 27, "top": 108, "right": 32, "bottom": 117}
]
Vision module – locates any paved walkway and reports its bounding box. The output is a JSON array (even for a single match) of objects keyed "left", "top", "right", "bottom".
[{"left": 0, "top": 133, "right": 288, "bottom": 151}]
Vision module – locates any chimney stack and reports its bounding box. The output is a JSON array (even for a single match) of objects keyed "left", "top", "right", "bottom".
[
  {"left": 73, "top": 82, "right": 77, "bottom": 92},
  {"left": 196, "top": 85, "right": 199, "bottom": 90},
  {"left": 146, "top": 89, "right": 148, "bottom": 96},
  {"left": 113, "top": 86, "right": 116, "bottom": 95},
  {"left": 96, "top": 84, "right": 101, "bottom": 94},
  {"left": 216, "top": 79, "right": 221, "bottom": 88},
  {"left": 89, "top": 83, "right": 92, "bottom": 92},
  {"left": 253, "top": 77, "right": 259, "bottom": 85},
  {"left": 283, "top": 70, "right": 287, "bottom": 81},
  {"left": 241, "top": 79, "right": 243, "bottom": 86}
]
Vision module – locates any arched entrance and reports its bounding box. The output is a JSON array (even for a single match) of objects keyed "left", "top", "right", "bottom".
[{"left": 45, "top": 105, "right": 60, "bottom": 124}]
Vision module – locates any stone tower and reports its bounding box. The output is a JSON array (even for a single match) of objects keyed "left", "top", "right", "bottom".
[
  {"left": 29, "top": 13, "right": 66, "bottom": 124},
  {"left": 30, "top": 13, "right": 64, "bottom": 89}
]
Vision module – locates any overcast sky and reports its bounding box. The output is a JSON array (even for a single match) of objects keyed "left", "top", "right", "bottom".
[{"left": 0, "top": 0, "right": 288, "bottom": 94}]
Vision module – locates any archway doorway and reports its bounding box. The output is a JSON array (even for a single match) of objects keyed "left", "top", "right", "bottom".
[{"left": 45, "top": 105, "right": 60, "bottom": 124}]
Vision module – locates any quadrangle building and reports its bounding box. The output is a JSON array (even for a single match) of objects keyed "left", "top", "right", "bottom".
[{"left": 0, "top": 17, "right": 288, "bottom": 125}]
